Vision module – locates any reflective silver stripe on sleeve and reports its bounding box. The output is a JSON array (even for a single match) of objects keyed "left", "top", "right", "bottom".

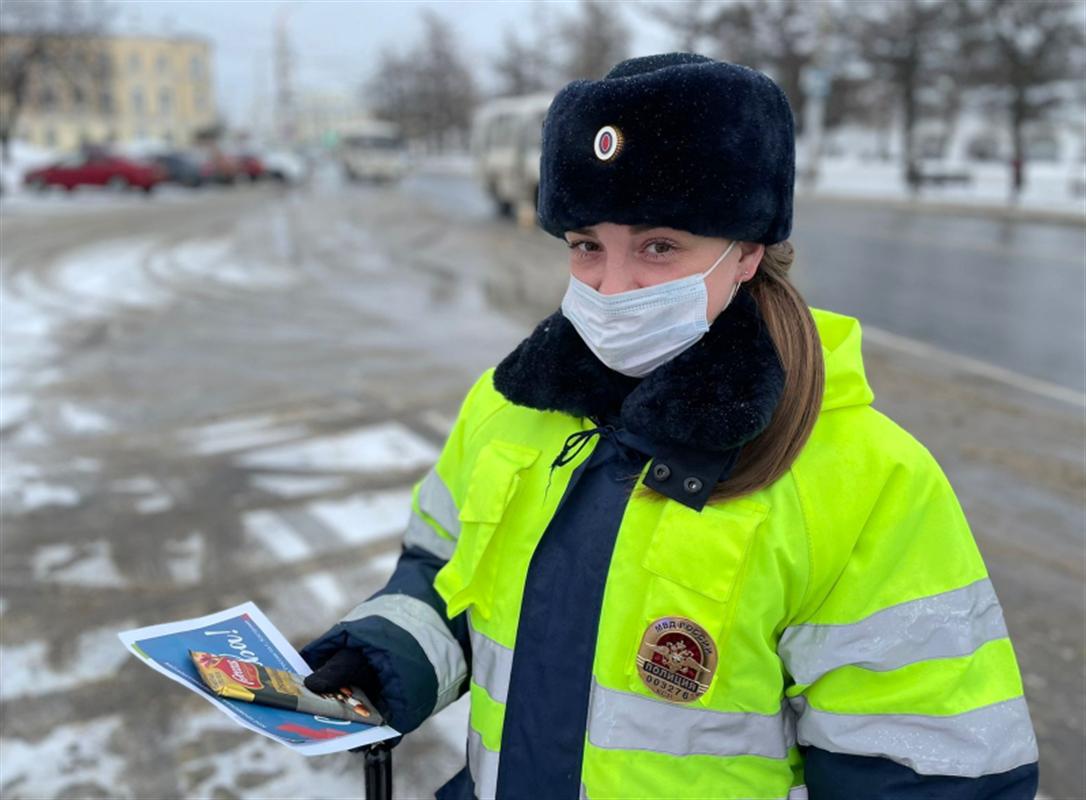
[
  {"left": 779, "top": 578, "right": 1009, "bottom": 685},
  {"left": 342, "top": 593, "right": 467, "bottom": 713},
  {"left": 793, "top": 695, "right": 1039, "bottom": 778},
  {"left": 468, "top": 726, "right": 500, "bottom": 800},
  {"left": 403, "top": 510, "right": 456, "bottom": 560},
  {"left": 417, "top": 468, "right": 460, "bottom": 539},
  {"left": 586, "top": 679, "right": 794, "bottom": 759},
  {"left": 469, "top": 618, "right": 514, "bottom": 703},
  {"left": 787, "top": 785, "right": 808, "bottom": 800}
]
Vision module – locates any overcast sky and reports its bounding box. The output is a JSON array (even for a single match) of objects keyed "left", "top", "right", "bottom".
[{"left": 115, "top": 1, "right": 677, "bottom": 124}]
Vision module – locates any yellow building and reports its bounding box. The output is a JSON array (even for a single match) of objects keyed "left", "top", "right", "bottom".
[{"left": 5, "top": 33, "right": 217, "bottom": 152}]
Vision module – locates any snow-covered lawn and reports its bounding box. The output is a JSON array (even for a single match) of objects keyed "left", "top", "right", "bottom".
[{"left": 802, "top": 156, "right": 1085, "bottom": 217}]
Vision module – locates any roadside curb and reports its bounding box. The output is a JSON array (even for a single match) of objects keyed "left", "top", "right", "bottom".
[
  {"left": 863, "top": 324, "right": 1086, "bottom": 410},
  {"left": 798, "top": 191, "right": 1086, "bottom": 228}
]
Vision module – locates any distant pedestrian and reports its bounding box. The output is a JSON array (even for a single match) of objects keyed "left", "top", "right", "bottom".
[{"left": 300, "top": 53, "right": 1039, "bottom": 800}]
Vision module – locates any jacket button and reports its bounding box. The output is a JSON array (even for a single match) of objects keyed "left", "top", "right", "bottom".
[
  {"left": 683, "top": 477, "right": 703, "bottom": 494},
  {"left": 652, "top": 463, "right": 671, "bottom": 481}
]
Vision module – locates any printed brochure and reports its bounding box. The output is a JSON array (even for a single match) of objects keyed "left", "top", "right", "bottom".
[{"left": 118, "top": 602, "right": 400, "bottom": 756}]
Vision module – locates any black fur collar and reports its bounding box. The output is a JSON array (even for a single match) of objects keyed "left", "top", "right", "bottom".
[{"left": 492, "top": 287, "right": 785, "bottom": 454}]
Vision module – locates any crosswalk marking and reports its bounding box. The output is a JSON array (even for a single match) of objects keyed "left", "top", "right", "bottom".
[{"left": 236, "top": 421, "right": 438, "bottom": 472}]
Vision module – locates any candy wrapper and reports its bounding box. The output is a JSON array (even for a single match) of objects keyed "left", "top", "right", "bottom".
[{"left": 190, "top": 650, "right": 383, "bottom": 725}]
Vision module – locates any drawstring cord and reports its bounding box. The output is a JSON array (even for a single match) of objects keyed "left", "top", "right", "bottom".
[{"left": 544, "top": 423, "right": 615, "bottom": 501}]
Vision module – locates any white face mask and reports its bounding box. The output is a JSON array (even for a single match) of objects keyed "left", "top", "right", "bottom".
[{"left": 560, "top": 240, "right": 740, "bottom": 378}]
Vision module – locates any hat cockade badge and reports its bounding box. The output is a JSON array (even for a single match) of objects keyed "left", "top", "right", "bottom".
[{"left": 593, "top": 125, "right": 623, "bottom": 161}]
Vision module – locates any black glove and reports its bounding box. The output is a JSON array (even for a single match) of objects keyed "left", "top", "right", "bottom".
[
  {"left": 304, "top": 649, "right": 387, "bottom": 714},
  {"left": 300, "top": 618, "right": 440, "bottom": 735}
]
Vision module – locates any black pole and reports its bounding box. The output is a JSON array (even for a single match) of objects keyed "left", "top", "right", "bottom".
[{"left": 357, "top": 742, "right": 393, "bottom": 800}]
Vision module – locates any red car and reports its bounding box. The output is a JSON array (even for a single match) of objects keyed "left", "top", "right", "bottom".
[
  {"left": 236, "top": 153, "right": 266, "bottom": 181},
  {"left": 198, "top": 148, "right": 243, "bottom": 185},
  {"left": 24, "top": 153, "right": 165, "bottom": 193}
]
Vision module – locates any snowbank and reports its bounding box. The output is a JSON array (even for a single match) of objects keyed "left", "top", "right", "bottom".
[
  {"left": 0, "top": 141, "right": 59, "bottom": 195},
  {"left": 801, "top": 156, "right": 1086, "bottom": 219}
]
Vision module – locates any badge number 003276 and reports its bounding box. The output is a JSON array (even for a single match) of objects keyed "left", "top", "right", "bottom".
[{"left": 636, "top": 616, "right": 719, "bottom": 703}]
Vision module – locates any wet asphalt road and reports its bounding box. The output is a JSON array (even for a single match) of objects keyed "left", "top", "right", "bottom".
[
  {"left": 0, "top": 170, "right": 1083, "bottom": 799},
  {"left": 790, "top": 199, "right": 1086, "bottom": 394}
]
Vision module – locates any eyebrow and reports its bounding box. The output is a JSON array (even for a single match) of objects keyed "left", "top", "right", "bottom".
[{"left": 567, "top": 224, "right": 662, "bottom": 236}]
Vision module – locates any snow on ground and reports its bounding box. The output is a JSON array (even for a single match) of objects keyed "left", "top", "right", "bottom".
[
  {"left": 305, "top": 489, "right": 414, "bottom": 546},
  {"left": 166, "top": 237, "right": 297, "bottom": 289},
  {"left": 242, "top": 489, "right": 411, "bottom": 566},
  {"left": 244, "top": 510, "right": 318, "bottom": 566},
  {"left": 26, "top": 532, "right": 202, "bottom": 590},
  {"left": 0, "top": 142, "right": 58, "bottom": 195},
  {"left": 108, "top": 475, "right": 175, "bottom": 513},
  {"left": 171, "top": 709, "right": 377, "bottom": 800},
  {"left": 48, "top": 238, "right": 169, "bottom": 312},
  {"left": 260, "top": 548, "right": 401, "bottom": 641},
  {"left": 0, "top": 462, "right": 43, "bottom": 505},
  {"left": 297, "top": 572, "right": 350, "bottom": 611},
  {"left": 31, "top": 540, "right": 126, "bottom": 587},
  {"left": 250, "top": 473, "right": 349, "bottom": 498},
  {"left": 807, "top": 156, "right": 1086, "bottom": 216},
  {"left": 162, "top": 531, "right": 205, "bottom": 585},
  {"left": 0, "top": 235, "right": 167, "bottom": 443},
  {"left": 11, "top": 481, "right": 81, "bottom": 511},
  {"left": 177, "top": 415, "right": 312, "bottom": 456},
  {"left": 0, "top": 395, "right": 31, "bottom": 432},
  {"left": 56, "top": 401, "right": 114, "bottom": 436},
  {"left": 0, "top": 715, "right": 130, "bottom": 799},
  {"left": 110, "top": 476, "right": 160, "bottom": 493},
  {"left": 1, "top": 267, "right": 117, "bottom": 501},
  {"left": 0, "top": 622, "right": 135, "bottom": 701},
  {"left": 0, "top": 262, "right": 58, "bottom": 428},
  {"left": 236, "top": 423, "right": 438, "bottom": 473},
  {"left": 241, "top": 487, "right": 411, "bottom": 629}
]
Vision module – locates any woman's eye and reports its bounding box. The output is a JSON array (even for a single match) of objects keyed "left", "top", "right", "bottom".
[
  {"left": 567, "top": 240, "right": 599, "bottom": 256},
  {"left": 644, "top": 240, "right": 677, "bottom": 257}
]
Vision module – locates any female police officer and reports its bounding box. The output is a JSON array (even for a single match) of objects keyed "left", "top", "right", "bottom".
[{"left": 300, "top": 53, "right": 1039, "bottom": 799}]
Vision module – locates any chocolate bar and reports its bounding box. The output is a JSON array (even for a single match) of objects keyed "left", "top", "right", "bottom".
[{"left": 190, "top": 650, "right": 383, "bottom": 725}]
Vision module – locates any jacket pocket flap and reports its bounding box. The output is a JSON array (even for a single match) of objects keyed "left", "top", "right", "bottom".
[
  {"left": 458, "top": 440, "right": 540, "bottom": 524},
  {"left": 642, "top": 498, "right": 768, "bottom": 603}
]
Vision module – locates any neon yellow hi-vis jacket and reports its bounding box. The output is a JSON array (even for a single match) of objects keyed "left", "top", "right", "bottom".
[{"left": 334, "top": 307, "right": 1038, "bottom": 800}]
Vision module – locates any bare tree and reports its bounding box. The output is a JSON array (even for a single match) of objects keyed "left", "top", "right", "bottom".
[
  {"left": 363, "top": 10, "right": 477, "bottom": 152},
  {"left": 492, "top": 25, "right": 556, "bottom": 97},
  {"left": 0, "top": 0, "right": 113, "bottom": 162},
  {"left": 366, "top": 47, "right": 414, "bottom": 134},
  {"left": 712, "top": 0, "right": 824, "bottom": 125},
  {"left": 640, "top": 0, "right": 717, "bottom": 53},
  {"left": 958, "top": 0, "right": 1086, "bottom": 199},
  {"left": 559, "top": 0, "right": 630, "bottom": 81},
  {"left": 491, "top": 3, "right": 560, "bottom": 97},
  {"left": 845, "top": 0, "right": 959, "bottom": 192},
  {"left": 415, "top": 11, "right": 477, "bottom": 151}
]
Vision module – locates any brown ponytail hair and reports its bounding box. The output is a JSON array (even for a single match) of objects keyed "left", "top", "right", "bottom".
[
  {"left": 629, "top": 242, "right": 823, "bottom": 504},
  {"left": 707, "top": 241, "right": 824, "bottom": 502}
]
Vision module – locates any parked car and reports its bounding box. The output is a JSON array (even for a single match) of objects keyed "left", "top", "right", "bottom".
[
  {"left": 235, "top": 152, "right": 266, "bottom": 181},
  {"left": 151, "top": 151, "right": 204, "bottom": 187},
  {"left": 262, "top": 150, "right": 306, "bottom": 185},
  {"left": 198, "top": 147, "right": 243, "bottom": 185},
  {"left": 911, "top": 158, "right": 974, "bottom": 187},
  {"left": 338, "top": 120, "right": 408, "bottom": 183},
  {"left": 471, "top": 93, "right": 552, "bottom": 219},
  {"left": 23, "top": 152, "right": 165, "bottom": 193}
]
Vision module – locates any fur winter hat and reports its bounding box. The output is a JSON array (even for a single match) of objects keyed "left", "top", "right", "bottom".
[{"left": 536, "top": 52, "right": 795, "bottom": 245}]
